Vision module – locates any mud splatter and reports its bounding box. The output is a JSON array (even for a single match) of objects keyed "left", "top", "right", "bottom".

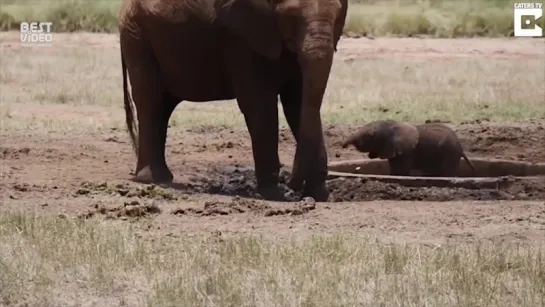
[
  {"left": 74, "top": 182, "right": 180, "bottom": 201},
  {"left": 79, "top": 200, "right": 162, "bottom": 220}
]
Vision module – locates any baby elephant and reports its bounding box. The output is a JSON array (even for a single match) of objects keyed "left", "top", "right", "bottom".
[{"left": 341, "top": 120, "right": 476, "bottom": 177}]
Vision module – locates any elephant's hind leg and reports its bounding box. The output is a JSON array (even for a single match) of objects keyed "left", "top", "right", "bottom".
[
  {"left": 121, "top": 34, "right": 176, "bottom": 184},
  {"left": 134, "top": 93, "right": 178, "bottom": 184}
]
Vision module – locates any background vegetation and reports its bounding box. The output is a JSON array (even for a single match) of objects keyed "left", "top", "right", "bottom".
[{"left": 1, "top": 0, "right": 543, "bottom": 37}]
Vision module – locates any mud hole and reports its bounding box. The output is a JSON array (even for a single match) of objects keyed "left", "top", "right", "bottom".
[
  {"left": 326, "top": 176, "right": 545, "bottom": 202},
  {"left": 188, "top": 165, "right": 302, "bottom": 201},
  {"left": 186, "top": 164, "right": 545, "bottom": 202},
  {"left": 155, "top": 120, "right": 545, "bottom": 202}
]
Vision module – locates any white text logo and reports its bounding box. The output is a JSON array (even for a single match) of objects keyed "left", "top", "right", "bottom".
[
  {"left": 514, "top": 3, "right": 543, "bottom": 37},
  {"left": 20, "top": 22, "right": 53, "bottom": 46}
]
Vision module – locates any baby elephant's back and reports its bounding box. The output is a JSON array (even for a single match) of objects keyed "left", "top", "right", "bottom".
[{"left": 414, "top": 123, "right": 464, "bottom": 167}]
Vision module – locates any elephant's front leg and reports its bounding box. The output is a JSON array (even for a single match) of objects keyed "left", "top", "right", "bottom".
[
  {"left": 282, "top": 77, "right": 328, "bottom": 200},
  {"left": 280, "top": 79, "right": 302, "bottom": 141},
  {"left": 279, "top": 56, "right": 303, "bottom": 142}
]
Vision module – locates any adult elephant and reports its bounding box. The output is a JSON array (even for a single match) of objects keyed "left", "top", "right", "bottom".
[{"left": 119, "top": 0, "right": 348, "bottom": 201}]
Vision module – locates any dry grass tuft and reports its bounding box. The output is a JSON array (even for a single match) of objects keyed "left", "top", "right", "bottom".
[{"left": 1, "top": 211, "right": 544, "bottom": 306}]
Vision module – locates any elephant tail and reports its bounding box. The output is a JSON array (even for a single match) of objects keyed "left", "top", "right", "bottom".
[
  {"left": 121, "top": 49, "right": 138, "bottom": 155},
  {"left": 462, "top": 153, "right": 476, "bottom": 174}
]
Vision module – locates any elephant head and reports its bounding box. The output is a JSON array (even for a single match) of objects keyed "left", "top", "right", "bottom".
[
  {"left": 216, "top": 0, "right": 349, "bottom": 197},
  {"left": 342, "top": 120, "right": 420, "bottom": 160}
]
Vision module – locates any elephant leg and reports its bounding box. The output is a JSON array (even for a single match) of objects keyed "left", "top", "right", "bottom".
[
  {"left": 237, "top": 98, "right": 283, "bottom": 200},
  {"left": 122, "top": 37, "right": 175, "bottom": 184},
  {"left": 133, "top": 92, "right": 178, "bottom": 184},
  {"left": 225, "top": 47, "right": 284, "bottom": 200},
  {"left": 279, "top": 72, "right": 302, "bottom": 142},
  {"left": 280, "top": 71, "right": 329, "bottom": 200},
  {"left": 156, "top": 92, "right": 179, "bottom": 176}
]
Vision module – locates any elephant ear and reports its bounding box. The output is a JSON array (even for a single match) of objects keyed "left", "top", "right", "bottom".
[
  {"left": 333, "top": 0, "right": 348, "bottom": 52},
  {"left": 216, "top": 0, "right": 283, "bottom": 60},
  {"left": 377, "top": 122, "right": 419, "bottom": 159}
]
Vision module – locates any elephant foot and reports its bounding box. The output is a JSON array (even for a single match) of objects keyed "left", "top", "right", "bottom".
[
  {"left": 134, "top": 165, "right": 173, "bottom": 184},
  {"left": 257, "top": 185, "right": 286, "bottom": 201},
  {"left": 287, "top": 178, "right": 304, "bottom": 192},
  {"left": 302, "top": 182, "right": 329, "bottom": 202}
]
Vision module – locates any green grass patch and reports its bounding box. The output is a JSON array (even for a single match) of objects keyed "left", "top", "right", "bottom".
[{"left": 1, "top": 0, "right": 543, "bottom": 37}]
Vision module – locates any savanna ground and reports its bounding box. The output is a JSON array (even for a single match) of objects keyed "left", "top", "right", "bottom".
[{"left": 1, "top": 1, "right": 545, "bottom": 305}]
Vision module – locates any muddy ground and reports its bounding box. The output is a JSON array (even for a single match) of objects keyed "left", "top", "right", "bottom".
[
  {"left": 1, "top": 34, "right": 545, "bottom": 245},
  {"left": 2, "top": 121, "right": 545, "bottom": 244}
]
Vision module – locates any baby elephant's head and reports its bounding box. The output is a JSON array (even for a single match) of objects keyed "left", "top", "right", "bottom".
[
  {"left": 341, "top": 129, "right": 371, "bottom": 152},
  {"left": 341, "top": 120, "right": 419, "bottom": 159}
]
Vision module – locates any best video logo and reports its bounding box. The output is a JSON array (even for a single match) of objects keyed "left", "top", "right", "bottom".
[
  {"left": 514, "top": 3, "right": 543, "bottom": 37},
  {"left": 20, "top": 22, "right": 53, "bottom": 45}
]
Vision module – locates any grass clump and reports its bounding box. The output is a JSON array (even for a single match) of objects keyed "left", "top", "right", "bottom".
[
  {"left": 0, "top": 211, "right": 544, "bottom": 306},
  {"left": 1, "top": 0, "right": 543, "bottom": 37}
]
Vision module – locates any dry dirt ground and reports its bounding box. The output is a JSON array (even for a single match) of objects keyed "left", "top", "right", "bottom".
[{"left": 1, "top": 33, "right": 545, "bottom": 245}]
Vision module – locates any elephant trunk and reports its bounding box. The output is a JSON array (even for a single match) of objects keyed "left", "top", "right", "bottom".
[
  {"left": 289, "top": 20, "right": 334, "bottom": 192},
  {"left": 342, "top": 132, "right": 359, "bottom": 148},
  {"left": 342, "top": 127, "right": 371, "bottom": 151}
]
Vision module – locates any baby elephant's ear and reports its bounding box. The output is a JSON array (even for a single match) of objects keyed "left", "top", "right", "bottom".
[{"left": 377, "top": 123, "right": 419, "bottom": 159}]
